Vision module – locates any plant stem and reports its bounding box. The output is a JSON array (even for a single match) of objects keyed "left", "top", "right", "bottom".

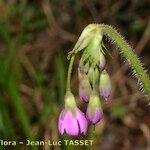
[
  {"left": 66, "top": 54, "right": 75, "bottom": 92},
  {"left": 99, "top": 24, "right": 150, "bottom": 97}
]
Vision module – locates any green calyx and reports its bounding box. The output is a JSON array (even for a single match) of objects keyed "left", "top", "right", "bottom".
[
  {"left": 65, "top": 91, "right": 77, "bottom": 110},
  {"left": 88, "top": 66, "right": 99, "bottom": 88},
  {"left": 79, "top": 74, "right": 91, "bottom": 98}
]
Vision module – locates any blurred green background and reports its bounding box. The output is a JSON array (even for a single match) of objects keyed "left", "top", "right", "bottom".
[{"left": 0, "top": 0, "right": 149, "bottom": 150}]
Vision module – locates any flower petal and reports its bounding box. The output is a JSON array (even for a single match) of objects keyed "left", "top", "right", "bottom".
[
  {"left": 58, "top": 110, "right": 66, "bottom": 135},
  {"left": 92, "top": 108, "right": 102, "bottom": 124},
  {"left": 63, "top": 111, "right": 79, "bottom": 136},
  {"left": 76, "top": 109, "right": 88, "bottom": 135},
  {"left": 86, "top": 108, "right": 102, "bottom": 125}
]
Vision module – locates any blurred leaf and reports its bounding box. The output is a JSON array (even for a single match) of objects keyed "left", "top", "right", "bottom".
[
  {"left": 24, "top": 17, "right": 48, "bottom": 32},
  {"left": 55, "top": 51, "right": 66, "bottom": 101},
  {"left": 130, "top": 19, "right": 145, "bottom": 33},
  {"left": 110, "top": 105, "right": 127, "bottom": 119}
]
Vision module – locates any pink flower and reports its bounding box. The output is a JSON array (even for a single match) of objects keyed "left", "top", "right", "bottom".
[{"left": 58, "top": 108, "right": 88, "bottom": 137}]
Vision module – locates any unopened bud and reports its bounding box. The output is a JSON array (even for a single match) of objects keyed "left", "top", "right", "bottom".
[
  {"left": 99, "top": 70, "right": 111, "bottom": 102},
  {"left": 86, "top": 93, "right": 103, "bottom": 125},
  {"left": 88, "top": 67, "right": 99, "bottom": 87},
  {"left": 79, "top": 74, "right": 91, "bottom": 103},
  {"left": 99, "top": 52, "right": 106, "bottom": 71}
]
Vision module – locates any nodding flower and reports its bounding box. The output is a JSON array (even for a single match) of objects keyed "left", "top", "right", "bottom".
[
  {"left": 99, "top": 52, "right": 106, "bottom": 71},
  {"left": 99, "top": 70, "right": 111, "bottom": 102},
  {"left": 78, "top": 68, "right": 91, "bottom": 103},
  {"left": 86, "top": 93, "right": 103, "bottom": 125},
  {"left": 58, "top": 92, "right": 88, "bottom": 137}
]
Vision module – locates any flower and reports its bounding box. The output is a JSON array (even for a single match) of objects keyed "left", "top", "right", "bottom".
[
  {"left": 78, "top": 69, "right": 91, "bottom": 103},
  {"left": 86, "top": 93, "right": 103, "bottom": 125},
  {"left": 58, "top": 92, "right": 88, "bottom": 137},
  {"left": 99, "top": 70, "right": 111, "bottom": 101},
  {"left": 99, "top": 52, "right": 106, "bottom": 71},
  {"left": 58, "top": 108, "right": 88, "bottom": 136}
]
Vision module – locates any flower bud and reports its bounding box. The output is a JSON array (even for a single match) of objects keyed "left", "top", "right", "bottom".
[
  {"left": 99, "top": 70, "right": 111, "bottom": 101},
  {"left": 79, "top": 73, "right": 91, "bottom": 103},
  {"left": 88, "top": 67, "right": 99, "bottom": 87},
  {"left": 99, "top": 52, "right": 106, "bottom": 71},
  {"left": 86, "top": 93, "right": 103, "bottom": 125}
]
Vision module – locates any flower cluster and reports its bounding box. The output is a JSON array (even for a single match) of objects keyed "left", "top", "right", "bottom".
[
  {"left": 57, "top": 23, "right": 150, "bottom": 137},
  {"left": 58, "top": 24, "right": 112, "bottom": 137}
]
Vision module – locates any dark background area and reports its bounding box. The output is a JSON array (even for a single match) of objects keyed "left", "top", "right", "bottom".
[{"left": 0, "top": 0, "right": 149, "bottom": 150}]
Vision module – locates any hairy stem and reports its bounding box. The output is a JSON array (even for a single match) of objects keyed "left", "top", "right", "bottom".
[
  {"left": 66, "top": 54, "right": 75, "bottom": 92},
  {"left": 99, "top": 24, "right": 150, "bottom": 97}
]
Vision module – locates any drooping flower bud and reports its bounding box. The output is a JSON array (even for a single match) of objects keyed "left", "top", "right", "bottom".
[
  {"left": 58, "top": 92, "right": 88, "bottom": 137},
  {"left": 86, "top": 93, "right": 103, "bottom": 125},
  {"left": 88, "top": 67, "right": 99, "bottom": 87},
  {"left": 78, "top": 69, "right": 91, "bottom": 103},
  {"left": 99, "top": 70, "right": 111, "bottom": 101},
  {"left": 99, "top": 52, "right": 106, "bottom": 71}
]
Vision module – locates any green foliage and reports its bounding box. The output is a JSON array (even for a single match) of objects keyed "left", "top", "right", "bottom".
[{"left": 110, "top": 105, "right": 127, "bottom": 119}]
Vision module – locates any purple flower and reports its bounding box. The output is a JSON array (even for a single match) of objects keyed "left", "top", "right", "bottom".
[
  {"left": 86, "top": 93, "right": 103, "bottom": 125},
  {"left": 86, "top": 108, "right": 102, "bottom": 125},
  {"left": 58, "top": 108, "right": 88, "bottom": 137},
  {"left": 99, "top": 70, "right": 111, "bottom": 101}
]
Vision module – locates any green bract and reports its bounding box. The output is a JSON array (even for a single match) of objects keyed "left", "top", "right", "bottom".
[{"left": 65, "top": 91, "right": 77, "bottom": 109}]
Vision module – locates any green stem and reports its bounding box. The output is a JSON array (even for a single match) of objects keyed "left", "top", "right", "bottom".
[
  {"left": 99, "top": 24, "right": 150, "bottom": 97},
  {"left": 66, "top": 54, "right": 75, "bottom": 92}
]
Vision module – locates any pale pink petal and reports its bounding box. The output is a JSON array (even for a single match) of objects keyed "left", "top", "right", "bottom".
[{"left": 58, "top": 110, "right": 66, "bottom": 135}]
